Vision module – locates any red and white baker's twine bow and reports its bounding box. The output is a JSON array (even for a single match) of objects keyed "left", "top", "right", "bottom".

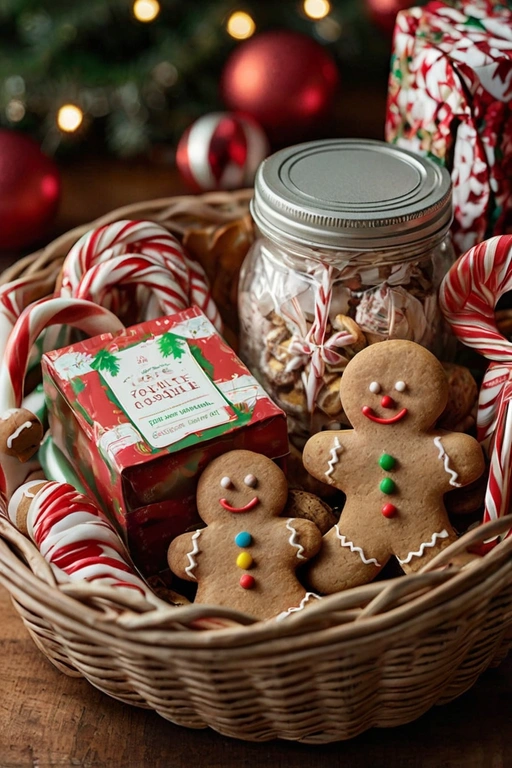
[
  {"left": 284, "top": 265, "right": 355, "bottom": 412},
  {"left": 440, "top": 235, "right": 512, "bottom": 540}
]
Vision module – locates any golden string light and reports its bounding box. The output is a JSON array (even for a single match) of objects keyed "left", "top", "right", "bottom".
[
  {"left": 57, "top": 104, "right": 83, "bottom": 133},
  {"left": 303, "top": 0, "right": 331, "bottom": 20},
  {"left": 227, "top": 11, "right": 256, "bottom": 40},
  {"left": 133, "top": 0, "right": 161, "bottom": 23}
]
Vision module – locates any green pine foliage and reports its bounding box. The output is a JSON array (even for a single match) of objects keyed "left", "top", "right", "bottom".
[
  {"left": 158, "top": 331, "right": 186, "bottom": 359},
  {"left": 0, "top": 0, "right": 396, "bottom": 157},
  {"left": 91, "top": 348, "right": 120, "bottom": 375}
]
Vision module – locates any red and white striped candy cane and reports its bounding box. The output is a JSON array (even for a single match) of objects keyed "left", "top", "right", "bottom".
[
  {"left": 60, "top": 219, "right": 221, "bottom": 330},
  {"left": 0, "top": 297, "right": 124, "bottom": 413},
  {"left": 439, "top": 235, "right": 512, "bottom": 537},
  {"left": 8, "top": 480, "right": 157, "bottom": 605},
  {"left": 74, "top": 254, "right": 190, "bottom": 318},
  {"left": 0, "top": 274, "right": 54, "bottom": 362}
]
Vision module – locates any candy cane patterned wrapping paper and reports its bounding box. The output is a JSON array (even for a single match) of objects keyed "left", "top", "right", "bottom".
[
  {"left": 386, "top": 0, "right": 512, "bottom": 256},
  {"left": 439, "top": 235, "right": 512, "bottom": 540}
]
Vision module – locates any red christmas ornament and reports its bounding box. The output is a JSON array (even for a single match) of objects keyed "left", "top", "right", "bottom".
[
  {"left": 0, "top": 130, "right": 60, "bottom": 252},
  {"left": 364, "top": 0, "right": 413, "bottom": 35},
  {"left": 220, "top": 30, "right": 340, "bottom": 145},
  {"left": 176, "top": 112, "right": 269, "bottom": 192}
]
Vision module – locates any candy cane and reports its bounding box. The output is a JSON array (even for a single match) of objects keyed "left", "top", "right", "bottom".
[
  {"left": 59, "top": 220, "right": 221, "bottom": 330},
  {"left": 0, "top": 297, "right": 124, "bottom": 484},
  {"left": 439, "top": 235, "right": 512, "bottom": 538},
  {"left": 74, "top": 254, "right": 190, "bottom": 318},
  {"left": 0, "top": 272, "right": 56, "bottom": 362},
  {"left": 8, "top": 480, "right": 157, "bottom": 606}
]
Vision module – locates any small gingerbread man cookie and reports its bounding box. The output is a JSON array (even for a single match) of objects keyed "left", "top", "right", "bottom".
[
  {"left": 167, "top": 450, "right": 322, "bottom": 621},
  {"left": 302, "top": 340, "right": 485, "bottom": 594}
]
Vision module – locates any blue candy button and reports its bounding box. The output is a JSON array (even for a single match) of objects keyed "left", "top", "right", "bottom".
[{"left": 235, "top": 531, "right": 252, "bottom": 548}]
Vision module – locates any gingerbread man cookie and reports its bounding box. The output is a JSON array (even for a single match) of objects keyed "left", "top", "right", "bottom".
[
  {"left": 167, "top": 450, "right": 322, "bottom": 621},
  {"left": 302, "top": 340, "right": 485, "bottom": 594}
]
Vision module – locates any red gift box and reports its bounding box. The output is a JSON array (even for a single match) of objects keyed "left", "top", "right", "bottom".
[
  {"left": 386, "top": 0, "right": 512, "bottom": 254},
  {"left": 42, "top": 307, "right": 288, "bottom": 576}
]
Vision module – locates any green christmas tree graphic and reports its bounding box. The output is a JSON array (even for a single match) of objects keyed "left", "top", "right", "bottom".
[
  {"left": 91, "top": 349, "right": 120, "bottom": 377},
  {"left": 158, "top": 332, "right": 186, "bottom": 359}
]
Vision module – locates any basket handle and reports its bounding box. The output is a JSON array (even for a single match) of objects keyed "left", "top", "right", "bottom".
[
  {"left": 357, "top": 515, "right": 512, "bottom": 619},
  {"left": 0, "top": 515, "right": 57, "bottom": 587},
  {"left": 420, "top": 514, "right": 512, "bottom": 572}
]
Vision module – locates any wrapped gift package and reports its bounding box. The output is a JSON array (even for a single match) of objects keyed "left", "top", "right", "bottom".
[
  {"left": 386, "top": 0, "right": 512, "bottom": 254},
  {"left": 42, "top": 306, "right": 288, "bottom": 576}
]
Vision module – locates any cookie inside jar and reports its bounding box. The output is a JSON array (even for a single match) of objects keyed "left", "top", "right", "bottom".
[{"left": 238, "top": 139, "right": 456, "bottom": 445}]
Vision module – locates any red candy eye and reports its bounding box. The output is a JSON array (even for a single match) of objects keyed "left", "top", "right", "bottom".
[{"left": 381, "top": 395, "right": 395, "bottom": 409}]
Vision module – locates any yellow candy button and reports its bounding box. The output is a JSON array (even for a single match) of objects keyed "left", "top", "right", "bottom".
[{"left": 236, "top": 552, "right": 253, "bottom": 569}]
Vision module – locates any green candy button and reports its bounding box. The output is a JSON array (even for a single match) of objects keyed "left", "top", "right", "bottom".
[
  {"left": 379, "top": 453, "right": 396, "bottom": 471},
  {"left": 380, "top": 477, "right": 396, "bottom": 495}
]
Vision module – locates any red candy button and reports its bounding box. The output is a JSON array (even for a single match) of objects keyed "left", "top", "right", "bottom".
[
  {"left": 381, "top": 395, "right": 395, "bottom": 409},
  {"left": 382, "top": 503, "right": 397, "bottom": 518},
  {"left": 239, "top": 574, "right": 255, "bottom": 589}
]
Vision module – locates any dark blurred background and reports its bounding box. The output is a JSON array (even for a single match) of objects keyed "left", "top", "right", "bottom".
[{"left": 0, "top": 0, "right": 419, "bottom": 248}]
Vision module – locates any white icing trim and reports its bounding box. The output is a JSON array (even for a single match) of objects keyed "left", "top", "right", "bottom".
[
  {"left": 433, "top": 436, "right": 462, "bottom": 487},
  {"left": 7, "top": 480, "right": 44, "bottom": 526},
  {"left": 285, "top": 519, "right": 306, "bottom": 560},
  {"left": 275, "top": 592, "right": 321, "bottom": 621},
  {"left": 397, "top": 529, "right": 450, "bottom": 565},
  {"left": 6, "top": 421, "right": 33, "bottom": 449},
  {"left": 325, "top": 436, "right": 342, "bottom": 482},
  {"left": 0, "top": 408, "right": 19, "bottom": 421},
  {"left": 335, "top": 525, "right": 381, "bottom": 567},
  {"left": 184, "top": 530, "right": 201, "bottom": 580}
]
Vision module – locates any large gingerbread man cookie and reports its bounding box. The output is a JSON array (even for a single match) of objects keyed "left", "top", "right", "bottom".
[
  {"left": 302, "top": 340, "right": 485, "bottom": 594},
  {"left": 167, "top": 450, "right": 322, "bottom": 621}
]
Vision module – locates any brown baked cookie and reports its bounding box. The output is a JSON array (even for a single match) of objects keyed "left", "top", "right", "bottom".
[
  {"left": 286, "top": 442, "right": 339, "bottom": 499},
  {"left": 282, "top": 489, "right": 338, "bottom": 535},
  {"left": 0, "top": 408, "right": 43, "bottom": 462},
  {"left": 167, "top": 450, "right": 323, "bottom": 621},
  {"left": 302, "top": 340, "right": 485, "bottom": 595},
  {"left": 438, "top": 362, "right": 478, "bottom": 431}
]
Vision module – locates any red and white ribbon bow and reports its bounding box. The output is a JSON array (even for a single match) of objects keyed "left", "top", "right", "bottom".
[{"left": 284, "top": 265, "right": 355, "bottom": 412}]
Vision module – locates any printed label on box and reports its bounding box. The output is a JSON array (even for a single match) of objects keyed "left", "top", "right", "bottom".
[{"left": 100, "top": 332, "right": 231, "bottom": 449}]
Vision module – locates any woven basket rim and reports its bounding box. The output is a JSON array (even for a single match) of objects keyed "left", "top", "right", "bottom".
[
  {"left": 1, "top": 189, "right": 512, "bottom": 743},
  {"left": 1, "top": 514, "right": 511, "bottom": 647}
]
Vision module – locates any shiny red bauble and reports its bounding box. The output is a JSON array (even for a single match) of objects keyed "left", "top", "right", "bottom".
[
  {"left": 220, "top": 30, "right": 340, "bottom": 145},
  {"left": 0, "top": 130, "right": 61, "bottom": 251},
  {"left": 364, "top": 0, "right": 413, "bottom": 35}
]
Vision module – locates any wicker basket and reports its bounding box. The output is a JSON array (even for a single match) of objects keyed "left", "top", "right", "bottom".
[{"left": 0, "top": 191, "right": 511, "bottom": 745}]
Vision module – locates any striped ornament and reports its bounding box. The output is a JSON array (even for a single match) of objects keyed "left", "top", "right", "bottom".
[{"left": 176, "top": 112, "right": 268, "bottom": 192}]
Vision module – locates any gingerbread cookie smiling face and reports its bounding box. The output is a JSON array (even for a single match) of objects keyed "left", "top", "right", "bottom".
[
  {"left": 303, "top": 340, "right": 485, "bottom": 595},
  {"left": 167, "top": 450, "right": 322, "bottom": 620}
]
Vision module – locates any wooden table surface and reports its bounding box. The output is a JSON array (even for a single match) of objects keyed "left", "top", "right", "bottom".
[
  {"left": 1, "top": 588, "right": 511, "bottom": 768},
  {"left": 1, "top": 104, "right": 511, "bottom": 765}
]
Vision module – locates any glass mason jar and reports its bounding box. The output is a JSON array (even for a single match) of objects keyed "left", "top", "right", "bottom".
[{"left": 238, "top": 139, "right": 455, "bottom": 446}]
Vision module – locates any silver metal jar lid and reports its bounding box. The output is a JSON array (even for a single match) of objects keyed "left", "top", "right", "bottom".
[{"left": 251, "top": 139, "right": 452, "bottom": 250}]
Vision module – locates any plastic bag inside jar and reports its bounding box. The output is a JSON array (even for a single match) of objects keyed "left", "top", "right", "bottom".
[{"left": 239, "top": 245, "right": 451, "bottom": 447}]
